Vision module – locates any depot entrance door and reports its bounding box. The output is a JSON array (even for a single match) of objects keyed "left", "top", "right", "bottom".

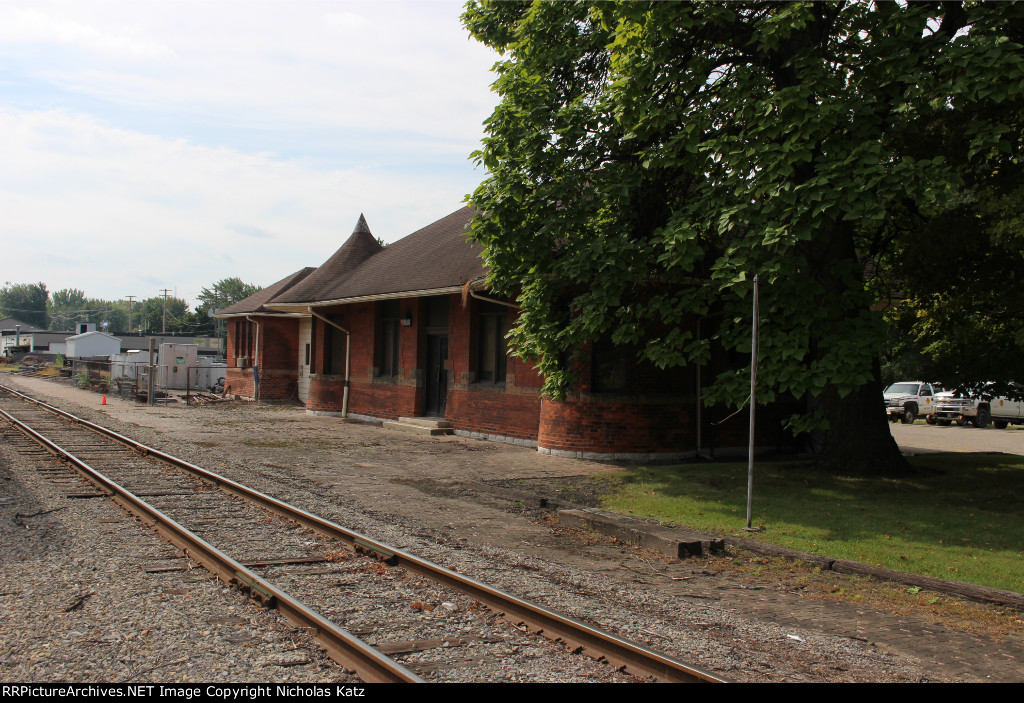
[{"left": 424, "top": 334, "right": 448, "bottom": 418}]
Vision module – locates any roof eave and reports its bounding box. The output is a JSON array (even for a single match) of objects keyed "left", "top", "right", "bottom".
[
  {"left": 213, "top": 311, "right": 311, "bottom": 319},
  {"left": 265, "top": 286, "right": 468, "bottom": 312}
]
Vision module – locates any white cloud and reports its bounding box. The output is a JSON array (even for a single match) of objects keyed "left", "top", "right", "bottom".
[
  {"left": 324, "top": 11, "right": 372, "bottom": 32},
  {"left": 0, "top": 109, "right": 476, "bottom": 304},
  {"left": 0, "top": 1, "right": 498, "bottom": 142},
  {"left": 0, "top": 6, "right": 176, "bottom": 61},
  {"left": 0, "top": 1, "right": 500, "bottom": 307}
]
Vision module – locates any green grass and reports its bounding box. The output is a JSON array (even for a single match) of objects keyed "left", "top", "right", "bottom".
[{"left": 599, "top": 454, "right": 1024, "bottom": 593}]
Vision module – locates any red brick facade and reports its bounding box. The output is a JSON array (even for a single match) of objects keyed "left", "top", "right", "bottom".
[
  {"left": 297, "top": 294, "right": 544, "bottom": 435},
  {"left": 536, "top": 394, "right": 788, "bottom": 457},
  {"left": 215, "top": 210, "right": 796, "bottom": 458},
  {"left": 224, "top": 316, "right": 299, "bottom": 401},
  {"left": 226, "top": 295, "right": 789, "bottom": 457}
]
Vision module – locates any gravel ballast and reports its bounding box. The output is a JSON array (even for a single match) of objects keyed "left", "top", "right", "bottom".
[{"left": 2, "top": 373, "right": 1021, "bottom": 682}]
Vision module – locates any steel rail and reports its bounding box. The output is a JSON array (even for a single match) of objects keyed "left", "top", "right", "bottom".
[
  {"left": 0, "top": 403, "right": 425, "bottom": 684},
  {"left": 0, "top": 385, "right": 727, "bottom": 683}
]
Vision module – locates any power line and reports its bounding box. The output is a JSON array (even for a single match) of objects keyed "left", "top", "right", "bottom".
[{"left": 0, "top": 307, "right": 50, "bottom": 314}]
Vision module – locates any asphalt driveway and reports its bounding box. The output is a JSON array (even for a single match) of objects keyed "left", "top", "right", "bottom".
[{"left": 890, "top": 421, "right": 1024, "bottom": 455}]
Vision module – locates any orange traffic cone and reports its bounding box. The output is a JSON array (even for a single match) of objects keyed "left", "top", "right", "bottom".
[{"left": 102, "top": 395, "right": 107, "bottom": 405}]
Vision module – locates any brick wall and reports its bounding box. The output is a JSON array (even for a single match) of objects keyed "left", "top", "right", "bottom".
[
  {"left": 227, "top": 295, "right": 795, "bottom": 457},
  {"left": 225, "top": 318, "right": 241, "bottom": 365},
  {"left": 305, "top": 374, "right": 340, "bottom": 412},
  {"left": 224, "top": 367, "right": 253, "bottom": 399},
  {"left": 449, "top": 296, "right": 471, "bottom": 387},
  {"left": 259, "top": 317, "right": 299, "bottom": 372},
  {"left": 537, "top": 395, "right": 693, "bottom": 454},
  {"left": 446, "top": 386, "right": 541, "bottom": 439},
  {"left": 537, "top": 394, "right": 795, "bottom": 456},
  {"left": 305, "top": 300, "right": 422, "bottom": 416},
  {"left": 306, "top": 376, "right": 421, "bottom": 417},
  {"left": 534, "top": 342, "right": 795, "bottom": 456},
  {"left": 444, "top": 295, "right": 543, "bottom": 437},
  {"left": 303, "top": 294, "right": 545, "bottom": 432},
  {"left": 224, "top": 316, "right": 299, "bottom": 401},
  {"left": 352, "top": 380, "right": 418, "bottom": 418}
]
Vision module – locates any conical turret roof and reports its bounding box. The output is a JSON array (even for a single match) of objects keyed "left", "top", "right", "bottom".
[
  {"left": 215, "top": 267, "right": 317, "bottom": 316},
  {"left": 274, "top": 214, "right": 384, "bottom": 304},
  {"left": 352, "top": 213, "right": 371, "bottom": 235},
  {"left": 311, "top": 206, "right": 483, "bottom": 301}
]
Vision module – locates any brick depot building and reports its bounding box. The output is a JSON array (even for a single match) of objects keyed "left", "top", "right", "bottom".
[{"left": 217, "top": 208, "right": 787, "bottom": 460}]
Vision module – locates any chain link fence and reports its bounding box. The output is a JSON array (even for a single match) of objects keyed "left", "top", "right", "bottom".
[{"left": 60, "top": 357, "right": 226, "bottom": 404}]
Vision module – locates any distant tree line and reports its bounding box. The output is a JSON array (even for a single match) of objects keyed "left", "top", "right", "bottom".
[{"left": 0, "top": 278, "right": 260, "bottom": 336}]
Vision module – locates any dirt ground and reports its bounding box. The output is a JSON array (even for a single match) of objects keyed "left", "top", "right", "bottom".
[{"left": 3, "top": 373, "right": 1024, "bottom": 682}]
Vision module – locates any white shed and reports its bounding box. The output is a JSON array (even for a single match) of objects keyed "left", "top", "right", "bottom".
[{"left": 65, "top": 331, "right": 121, "bottom": 359}]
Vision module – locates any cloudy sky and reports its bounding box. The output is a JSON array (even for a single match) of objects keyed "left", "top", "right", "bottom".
[{"left": 0, "top": 0, "right": 500, "bottom": 307}]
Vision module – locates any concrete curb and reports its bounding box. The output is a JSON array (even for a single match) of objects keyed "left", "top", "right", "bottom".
[
  {"left": 546, "top": 505, "right": 1024, "bottom": 609},
  {"left": 724, "top": 534, "right": 1024, "bottom": 608},
  {"left": 558, "top": 508, "right": 724, "bottom": 559}
]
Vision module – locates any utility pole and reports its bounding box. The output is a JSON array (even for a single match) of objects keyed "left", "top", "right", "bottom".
[
  {"left": 213, "top": 283, "right": 225, "bottom": 353},
  {"left": 159, "top": 289, "right": 172, "bottom": 334},
  {"left": 125, "top": 296, "right": 136, "bottom": 333}
]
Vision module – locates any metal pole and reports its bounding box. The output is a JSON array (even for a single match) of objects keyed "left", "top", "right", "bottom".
[
  {"left": 148, "top": 337, "right": 156, "bottom": 406},
  {"left": 160, "top": 289, "right": 171, "bottom": 333},
  {"left": 126, "top": 295, "right": 136, "bottom": 333},
  {"left": 309, "top": 309, "right": 351, "bottom": 418},
  {"left": 745, "top": 275, "right": 760, "bottom": 531},
  {"left": 695, "top": 316, "right": 702, "bottom": 458},
  {"left": 245, "top": 315, "right": 261, "bottom": 403}
]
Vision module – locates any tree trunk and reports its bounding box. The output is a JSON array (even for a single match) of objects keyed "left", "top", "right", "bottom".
[
  {"left": 800, "top": 217, "right": 911, "bottom": 476},
  {"left": 816, "top": 359, "right": 911, "bottom": 476}
]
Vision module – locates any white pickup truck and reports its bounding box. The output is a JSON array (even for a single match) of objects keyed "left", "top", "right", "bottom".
[
  {"left": 883, "top": 381, "right": 939, "bottom": 424},
  {"left": 929, "top": 383, "right": 1024, "bottom": 428}
]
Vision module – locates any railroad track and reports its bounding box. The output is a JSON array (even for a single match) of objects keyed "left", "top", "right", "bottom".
[{"left": 0, "top": 384, "right": 726, "bottom": 684}]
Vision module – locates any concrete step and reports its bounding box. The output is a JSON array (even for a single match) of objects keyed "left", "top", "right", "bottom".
[
  {"left": 397, "top": 417, "right": 452, "bottom": 429},
  {"left": 383, "top": 418, "right": 454, "bottom": 436}
]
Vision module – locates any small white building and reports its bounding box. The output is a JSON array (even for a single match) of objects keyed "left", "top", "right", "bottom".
[{"left": 65, "top": 331, "right": 121, "bottom": 359}]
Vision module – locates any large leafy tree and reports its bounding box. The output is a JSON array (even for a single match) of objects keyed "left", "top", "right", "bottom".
[
  {"left": 47, "top": 288, "right": 87, "bottom": 331},
  {"left": 48, "top": 290, "right": 134, "bottom": 333},
  {"left": 877, "top": 116, "right": 1024, "bottom": 394},
  {"left": 195, "top": 277, "right": 261, "bottom": 317},
  {"left": 463, "top": 1, "right": 1024, "bottom": 475},
  {"left": 86, "top": 298, "right": 129, "bottom": 334},
  {"left": 195, "top": 277, "right": 262, "bottom": 337},
  {"left": 138, "top": 296, "right": 191, "bottom": 334},
  {"left": 48, "top": 289, "right": 125, "bottom": 332},
  {"left": 0, "top": 282, "right": 48, "bottom": 328}
]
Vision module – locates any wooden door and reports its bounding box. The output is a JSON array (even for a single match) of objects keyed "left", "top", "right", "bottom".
[{"left": 424, "top": 334, "right": 448, "bottom": 417}]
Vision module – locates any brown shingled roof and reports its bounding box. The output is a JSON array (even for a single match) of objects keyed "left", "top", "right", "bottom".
[
  {"left": 216, "top": 267, "right": 317, "bottom": 316},
  {"left": 272, "top": 207, "right": 486, "bottom": 306},
  {"left": 274, "top": 214, "right": 384, "bottom": 305}
]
